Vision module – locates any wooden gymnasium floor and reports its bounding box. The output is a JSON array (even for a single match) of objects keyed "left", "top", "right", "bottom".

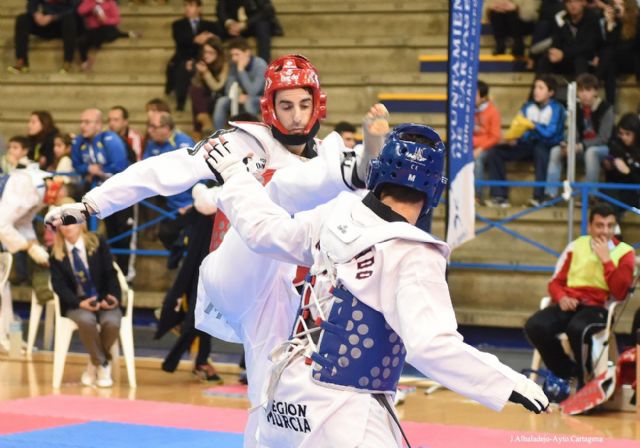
[{"left": 1, "top": 352, "right": 639, "bottom": 447}]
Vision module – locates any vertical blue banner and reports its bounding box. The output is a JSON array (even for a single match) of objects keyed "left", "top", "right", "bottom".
[{"left": 446, "top": 0, "right": 483, "bottom": 250}]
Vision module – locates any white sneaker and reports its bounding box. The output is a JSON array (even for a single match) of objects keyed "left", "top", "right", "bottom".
[
  {"left": 96, "top": 362, "right": 113, "bottom": 388},
  {"left": 81, "top": 363, "right": 97, "bottom": 387}
]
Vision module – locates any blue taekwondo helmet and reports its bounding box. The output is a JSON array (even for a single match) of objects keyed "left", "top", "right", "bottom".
[{"left": 366, "top": 123, "right": 447, "bottom": 217}]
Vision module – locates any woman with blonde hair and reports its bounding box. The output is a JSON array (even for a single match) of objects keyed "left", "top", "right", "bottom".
[{"left": 50, "top": 216, "right": 122, "bottom": 388}]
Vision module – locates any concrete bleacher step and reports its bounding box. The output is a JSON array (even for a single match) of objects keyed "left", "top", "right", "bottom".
[{"left": 420, "top": 54, "right": 529, "bottom": 73}]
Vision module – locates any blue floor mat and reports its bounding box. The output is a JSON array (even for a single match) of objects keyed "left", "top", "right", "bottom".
[{"left": 0, "top": 421, "right": 243, "bottom": 448}]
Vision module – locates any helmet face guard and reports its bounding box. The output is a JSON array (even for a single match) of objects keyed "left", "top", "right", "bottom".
[
  {"left": 366, "top": 124, "right": 447, "bottom": 216},
  {"left": 260, "top": 54, "right": 327, "bottom": 137}
]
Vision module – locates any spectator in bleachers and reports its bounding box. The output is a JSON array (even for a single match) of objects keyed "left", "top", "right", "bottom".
[
  {"left": 216, "top": 0, "right": 283, "bottom": 63},
  {"left": 529, "top": 0, "right": 566, "bottom": 67},
  {"left": 108, "top": 106, "right": 143, "bottom": 163},
  {"left": 333, "top": 121, "right": 357, "bottom": 149},
  {"left": 146, "top": 98, "right": 172, "bottom": 117},
  {"left": 213, "top": 38, "right": 267, "bottom": 130},
  {"left": 189, "top": 37, "right": 229, "bottom": 136},
  {"left": 602, "top": 113, "right": 640, "bottom": 215},
  {"left": 72, "top": 108, "right": 132, "bottom": 276},
  {"left": 8, "top": 0, "right": 81, "bottom": 74},
  {"left": 545, "top": 74, "right": 614, "bottom": 199},
  {"left": 144, "top": 112, "right": 196, "bottom": 267},
  {"left": 524, "top": 203, "right": 634, "bottom": 387},
  {"left": 28, "top": 111, "right": 58, "bottom": 170},
  {"left": 473, "top": 80, "right": 502, "bottom": 201},
  {"left": 485, "top": 75, "right": 566, "bottom": 208},
  {"left": 0, "top": 136, "right": 31, "bottom": 174},
  {"left": 77, "top": 0, "right": 138, "bottom": 72},
  {"left": 50, "top": 218, "right": 122, "bottom": 388},
  {"left": 536, "top": 0, "right": 601, "bottom": 77},
  {"left": 166, "top": 0, "right": 220, "bottom": 112},
  {"left": 484, "top": 0, "right": 540, "bottom": 57},
  {"left": 596, "top": 0, "right": 640, "bottom": 103},
  {"left": 51, "top": 133, "right": 74, "bottom": 178}
]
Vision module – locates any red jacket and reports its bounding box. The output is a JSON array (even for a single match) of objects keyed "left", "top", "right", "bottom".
[
  {"left": 549, "top": 238, "right": 635, "bottom": 307},
  {"left": 78, "top": 0, "right": 120, "bottom": 29}
]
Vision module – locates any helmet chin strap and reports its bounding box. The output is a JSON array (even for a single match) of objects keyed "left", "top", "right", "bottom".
[{"left": 271, "top": 120, "right": 320, "bottom": 149}]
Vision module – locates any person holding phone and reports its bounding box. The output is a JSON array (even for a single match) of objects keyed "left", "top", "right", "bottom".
[{"left": 49, "top": 214, "right": 122, "bottom": 388}]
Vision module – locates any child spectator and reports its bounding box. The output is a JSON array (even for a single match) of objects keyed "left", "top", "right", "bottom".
[
  {"left": 536, "top": 0, "right": 601, "bottom": 77},
  {"left": 473, "top": 80, "right": 502, "bottom": 200},
  {"left": 486, "top": 75, "right": 566, "bottom": 207},
  {"left": 602, "top": 113, "right": 640, "bottom": 215},
  {"left": 545, "top": 74, "right": 614, "bottom": 198},
  {"left": 189, "top": 37, "right": 229, "bottom": 135},
  {"left": 27, "top": 111, "right": 58, "bottom": 170},
  {"left": 484, "top": 0, "right": 540, "bottom": 56},
  {"left": 213, "top": 38, "right": 267, "bottom": 130},
  {"left": 51, "top": 133, "right": 74, "bottom": 178},
  {"left": 77, "top": 0, "right": 139, "bottom": 72},
  {"left": 0, "top": 136, "right": 31, "bottom": 174}
]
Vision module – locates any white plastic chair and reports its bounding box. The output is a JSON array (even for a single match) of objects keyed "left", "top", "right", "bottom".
[
  {"left": 26, "top": 290, "right": 55, "bottom": 355},
  {"left": 0, "top": 253, "right": 14, "bottom": 348},
  {"left": 52, "top": 262, "right": 136, "bottom": 389},
  {"left": 529, "top": 296, "right": 623, "bottom": 382}
]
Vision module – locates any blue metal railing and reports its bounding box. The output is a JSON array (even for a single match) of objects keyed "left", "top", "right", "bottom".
[{"left": 449, "top": 180, "right": 640, "bottom": 273}]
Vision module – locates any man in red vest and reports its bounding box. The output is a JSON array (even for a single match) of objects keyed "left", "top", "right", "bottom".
[{"left": 525, "top": 202, "right": 635, "bottom": 386}]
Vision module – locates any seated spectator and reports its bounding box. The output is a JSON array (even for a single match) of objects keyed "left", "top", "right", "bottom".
[
  {"left": 217, "top": 0, "right": 283, "bottom": 62},
  {"left": 524, "top": 203, "right": 634, "bottom": 387},
  {"left": 529, "top": 0, "right": 567, "bottom": 67},
  {"left": 144, "top": 112, "right": 196, "bottom": 267},
  {"left": 51, "top": 133, "right": 74, "bottom": 179},
  {"left": 213, "top": 38, "right": 267, "bottom": 130},
  {"left": 0, "top": 136, "right": 31, "bottom": 174},
  {"left": 50, "top": 219, "right": 122, "bottom": 388},
  {"left": 602, "top": 113, "right": 640, "bottom": 216},
  {"left": 166, "top": 0, "right": 220, "bottom": 112},
  {"left": 473, "top": 80, "right": 502, "bottom": 201},
  {"left": 77, "top": 0, "right": 138, "bottom": 72},
  {"left": 28, "top": 111, "right": 58, "bottom": 170},
  {"left": 596, "top": 0, "right": 640, "bottom": 103},
  {"left": 546, "top": 74, "right": 614, "bottom": 198},
  {"left": 486, "top": 75, "right": 566, "bottom": 207},
  {"left": 8, "top": 0, "right": 80, "bottom": 74},
  {"left": 71, "top": 108, "right": 132, "bottom": 276},
  {"left": 0, "top": 167, "right": 65, "bottom": 351},
  {"left": 333, "top": 121, "right": 357, "bottom": 149},
  {"left": 484, "top": 0, "right": 540, "bottom": 56},
  {"left": 108, "top": 106, "right": 143, "bottom": 163},
  {"left": 189, "top": 37, "right": 229, "bottom": 135},
  {"left": 536, "top": 0, "right": 601, "bottom": 77}
]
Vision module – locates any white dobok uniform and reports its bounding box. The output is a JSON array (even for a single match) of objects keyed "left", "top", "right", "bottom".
[
  {"left": 81, "top": 123, "right": 361, "bottom": 446},
  {"left": 215, "top": 170, "right": 532, "bottom": 448},
  {"left": 0, "top": 167, "right": 50, "bottom": 344}
]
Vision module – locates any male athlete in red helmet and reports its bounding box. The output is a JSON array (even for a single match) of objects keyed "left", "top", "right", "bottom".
[{"left": 46, "top": 54, "right": 390, "bottom": 447}]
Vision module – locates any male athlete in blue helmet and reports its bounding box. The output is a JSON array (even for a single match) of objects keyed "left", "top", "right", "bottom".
[{"left": 203, "top": 123, "right": 549, "bottom": 447}]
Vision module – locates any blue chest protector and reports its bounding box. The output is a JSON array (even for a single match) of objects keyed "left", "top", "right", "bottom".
[{"left": 304, "top": 285, "right": 407, "bottom": 394}]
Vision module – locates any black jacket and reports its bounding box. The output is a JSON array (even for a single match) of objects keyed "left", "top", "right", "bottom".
[
  {"left": 551, "top": 9, "right": 602, "bottom": 60},
  {"left": 217, "top": 0, "right": 282, "bottom": 35},
  {"left": 50, "top": 235, "right": 121, "bottom": 316},
  {"left": 171, "top": 17, "right": 220, "bottom": 61}
]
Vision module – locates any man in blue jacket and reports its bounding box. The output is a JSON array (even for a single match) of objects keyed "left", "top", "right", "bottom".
[
  {"left": 8, "top": 0, "right": 80, "bottom": 74},
  {"left": 485, "top": 75, "right": 566, "bottom": 208},
  {"left": 144, "top": 111, "right": 196, "bottom": 267},
  {"left": 72, "top": 108, "right": 132, "bottom": 276}
]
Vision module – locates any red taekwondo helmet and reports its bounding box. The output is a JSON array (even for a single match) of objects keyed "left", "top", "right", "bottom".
[{"left": 260, "top": 54, "right": 327, "bottom": 139}]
